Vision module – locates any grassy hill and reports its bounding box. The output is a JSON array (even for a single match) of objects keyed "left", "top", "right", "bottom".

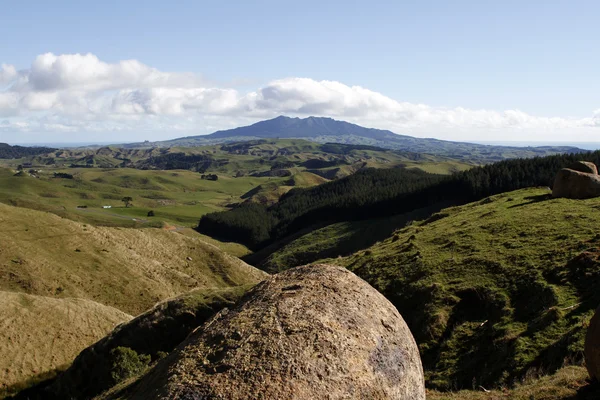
[
  {"left": 0, "top": 140, "right": 469, "bottom": 230},
  {"left": 0, "top": 203, "right": 267, "bottom": 397},
  {"left": 315, "top": 187, "right": 600, "bottom": 390},
  {"left": 0, "top": 166, "right": 267, "bottom": 228},
  {"left": 428, "top": 365, "right": 599, "bottom": 399},
  {"left": 5, "top": 139, "right": 470, "bottom": 175},
  {"left": 0, "top": 202, "right": 266, "bottom": 315},
  {"left": 0, "top": 292, "right": 131, "bottom": 398},
  {"left": 248, "top": 203, "right": 450, "bottom": 272}
]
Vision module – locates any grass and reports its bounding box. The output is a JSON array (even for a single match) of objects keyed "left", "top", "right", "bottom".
[
  {"left": 0, "top": 202, "right": 266, "bottom": 315},
  {"left": 428, "top": 366, "right": 600, "bottom": 399},
  {"left": 250, "top": 203, "right": 450, "bottom": 272},
  {"left": 0, "top": 139, "right": 472, "bottom": 231},
  {"left": 45, "top": 286, "right": 251, "bottom": 400},
  {"left": 0, "top": 167, "right": 275, "bottom": 228},
  {"left": 0, "top": 202, "right": 266, "bottom": 398},
  {"left": 319, "top": 187, "right": 600, "bottom": 391},
  {"left": 0, "top": 291, "right": 131, "bottom": 398}
]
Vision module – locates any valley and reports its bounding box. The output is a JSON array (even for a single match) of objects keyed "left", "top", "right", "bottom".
[{"left": 0, "top": 138, "right": 471, "bottom": 231}]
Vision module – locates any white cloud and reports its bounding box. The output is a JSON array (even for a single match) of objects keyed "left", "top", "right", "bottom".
[
  {"left": 0, "top": 64, "right": 18, "bottom": 86},
  {"left": 21, "top": 53, "right": 204, "bottom": 92},
  {"left": 0, "top": 52, "right": 599, "bottom": 143}
]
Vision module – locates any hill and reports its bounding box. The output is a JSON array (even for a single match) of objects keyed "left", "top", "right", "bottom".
[
  {"left": 0, "top": 143, "right": 56, "bottom": 159},
  {"left": 320, "top": 187, "right": 600, "bottom": 390},
  {"left": 123, "top": 116, "right": 585, "bottom": 164},
  {"left": 0, "top": 202, "right": 266, "bottom": 315},
  {"left": 0, "top": 202, "right": 267, "bottom": 397},
  {"left": 0, "top": 292, "right": 131, "bottom": 398},
  {"left": 39, "top": 286, "right": 250, "bottom": 400},
  {"left": 0, "top": 140, "right": 470, "bottom": 230},
  {"left": 199, "top": 150, "right": 600, "bottom": 254}
]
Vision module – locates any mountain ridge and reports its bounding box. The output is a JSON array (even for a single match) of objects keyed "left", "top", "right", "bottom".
[{"left": 122, "top": 116, "right": 586, "bottom": 163}]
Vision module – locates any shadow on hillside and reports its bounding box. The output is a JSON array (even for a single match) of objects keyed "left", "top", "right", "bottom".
[
  {"left": 508, "top": 193, "right": 553, "bottom": 209},
  {"left": 571, "top": 381, "right": 600, "bottom": 399}
]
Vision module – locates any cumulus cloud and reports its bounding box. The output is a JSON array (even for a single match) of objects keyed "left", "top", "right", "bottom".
[
  {"left": 20, "top": 53, "right": 204, "bottom": 92},
  {"left": 0, "top": 52, "right": 598, "bottom": 142}
]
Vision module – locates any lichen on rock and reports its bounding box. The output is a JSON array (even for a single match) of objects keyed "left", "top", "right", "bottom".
[{"left": 114, "top": 264, "right": 425, "bottom": 400}]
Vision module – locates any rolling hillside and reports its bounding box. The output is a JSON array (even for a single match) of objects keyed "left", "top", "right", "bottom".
[
  {"left": 0, "top": 202, "right": 267, "bottom": 397},
  {"left": 322, "top": 188, "right": 600, "bottom": 390},
  {"left": 0, "top": 140, "right": 471, "bottom": 231},
  {"left": 43, "top": 286, "right": 250, "bottom": 400},
  {"left": 0, "top": 202, "right": 266, "bottom": 315}
]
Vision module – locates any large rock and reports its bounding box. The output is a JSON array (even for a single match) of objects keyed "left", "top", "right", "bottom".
[
  {"left": 568, "top": 161, "right": 598, "bottom": 175},
  {"left": 115, "top": 264, "right": 425, "bottom": 400},
  {"left": 586, "top": 304, "right": 600, "bottom": 381},
  {"left": 552, "top": 166, "right": 600, "bottom": 199}
]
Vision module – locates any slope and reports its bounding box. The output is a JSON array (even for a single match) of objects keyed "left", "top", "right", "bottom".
[
  {"left": 325, "top": 187, "right": 600, "bottom": 390},
  {"left": 0, "top": 202, "right": 267, "bottom": 315},
  {"left": 0, "top": 292, "right": 131, "bottom": 398},
  {"left": 41, "top": 286, "right": 250, "bottom": 400}
]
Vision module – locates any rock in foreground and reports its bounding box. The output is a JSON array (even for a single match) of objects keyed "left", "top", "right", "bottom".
[
  {"left": 114, "top": 264, "right": 425, "bottom": 400},
  {"left": 553, "top": 163, "right": 600, "bottom": 199}
]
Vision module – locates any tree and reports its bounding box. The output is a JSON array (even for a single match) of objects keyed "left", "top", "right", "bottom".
[{"left": 122, "top": 196, "right": 133, "bottom": 208}]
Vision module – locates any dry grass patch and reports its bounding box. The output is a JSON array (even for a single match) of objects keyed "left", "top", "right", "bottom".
[
  {"left": 428, "top": 366, "right": 599, "bottom": 400},
  {"left": 0, "top": 291, "right": 131, "bottom": 397},
  {"left": 0, "top": 203, "right": 267, "bottom": 315}
]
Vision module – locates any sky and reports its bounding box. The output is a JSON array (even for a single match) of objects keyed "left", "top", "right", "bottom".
[{"left": 1, "top": 0, "right": 599, "bottom": 144}]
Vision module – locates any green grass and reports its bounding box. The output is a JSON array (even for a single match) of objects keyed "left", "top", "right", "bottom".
[
  {"left": 318, "top": 187, "right": 600, "bottom": 390},
  {"left": 0, "top": 139, "right": 474, "bottom": 235},
  {"left": 0, "top": 167, "right": 279, "bottom": 229},
  {"left": 250, "top": 203, "right": 447, "bottom": 272},
  {"left": 0, "top": 141, "right": 471, "bottom": 232}
]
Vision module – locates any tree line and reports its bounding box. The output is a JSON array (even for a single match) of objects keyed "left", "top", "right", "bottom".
[
  {"left": 196, "top": 150, "right": 600, "bottom": 249},
  {"left": 0, "top": 143, "right": 56, "bottom": 159},
  {"left": 136, "top": 153, "right": 228, "bottom": 172}
]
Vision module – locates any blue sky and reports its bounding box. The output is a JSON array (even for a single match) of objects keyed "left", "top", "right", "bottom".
[{"left": 1, "top": 0, "right": 599, "bottom": 143}]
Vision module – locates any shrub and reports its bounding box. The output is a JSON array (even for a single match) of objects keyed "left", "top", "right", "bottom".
[{"left": 110, "top": 346, "right": 151, "bottom": 383}]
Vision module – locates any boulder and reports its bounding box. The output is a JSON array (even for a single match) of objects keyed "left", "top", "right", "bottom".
[
  {"left": 586, "top": 304, "right": 600, "bottom": 381},
  {"left": 568, "top": 161, "right": 598, "bottom": 175},
  {"left": 117, "top": 264, "right": 425, "bottom": 400},
  {"left": 552, "top": 167, "right": 600, "bottom": 199}
]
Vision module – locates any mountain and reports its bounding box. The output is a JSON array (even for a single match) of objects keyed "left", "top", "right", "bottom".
[{"left": 123, "top": 116, "right": 586, "bottom": 163}]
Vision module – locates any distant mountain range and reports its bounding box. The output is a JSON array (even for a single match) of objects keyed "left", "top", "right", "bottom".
[{"left": 120, "top": 116, "right": 585, "bottom": 163}]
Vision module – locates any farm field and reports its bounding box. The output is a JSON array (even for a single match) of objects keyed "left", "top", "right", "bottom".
[{"left": 0, "top": 167, "right": 280, "bottom": 228}]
